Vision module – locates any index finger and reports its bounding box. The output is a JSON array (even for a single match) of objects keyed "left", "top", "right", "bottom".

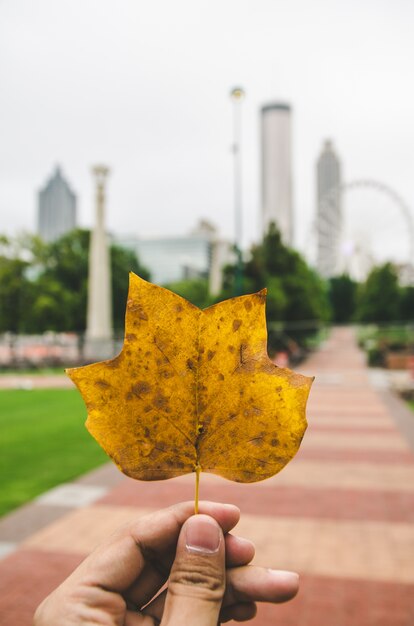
[{"left": 70, "top": 501, "right": 240, "bottom": 593}]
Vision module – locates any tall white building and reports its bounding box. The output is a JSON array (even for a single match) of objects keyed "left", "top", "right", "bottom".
[
  {"left": 316, "top": 140, "right": 342, "bottom": 277},
  {"left": 261, "top": 103, "right": 293, "bottom": 246},
  {"left": 38, "top": 166, "right": 77, "bottom": 242}
]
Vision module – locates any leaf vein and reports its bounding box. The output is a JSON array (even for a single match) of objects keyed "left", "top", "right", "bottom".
[{"left": 159, "top": 413, "right": 194, "bottom": 449}]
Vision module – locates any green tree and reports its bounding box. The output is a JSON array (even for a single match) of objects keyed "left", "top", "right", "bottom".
[
  {"left": 165, "top": 278, "right": 212, "bottom": 309},
  {"left": 400, "top": 286, "right": 414, "bottom": 322},
  {"left": 0, "top": 235, "right": 37, "bottom": 333},
  {"left": 329, "top": 274, "right": 358, "bottom": 323},
  {"left": 0, "top": 230, "right": 149, "bottom": 333},
  {"left": 222, "top": 223, "right": 329, "bottom": 323},
  {"left": 0, "top": 255, "right": 31, "bottom": 333},
  {"left": 356, "top": 263, "right": 401, "bottom": 322},
  {"left": 111, "top": 243, "right": 150, "bottom": 330},
  {"left": 219, "top": 223, "right": 330, "bottom": 351},
  {"left": 36, "top": 229, "right": 90, "bottom": 332}
]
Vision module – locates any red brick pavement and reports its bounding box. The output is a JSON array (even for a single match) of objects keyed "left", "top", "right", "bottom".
[{"left": 1, "top": 327, "right": 414, "bottom": 625}]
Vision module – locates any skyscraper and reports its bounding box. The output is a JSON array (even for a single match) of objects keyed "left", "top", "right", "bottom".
[
  {"left": 316, "top": 140, "right": 342, "bottom": 277},
  {"left": 261, "top": 103, "right": 293, "bottom": 245},
  {"left": 38, "top": 166, "right": 77, "bottom": 242}
]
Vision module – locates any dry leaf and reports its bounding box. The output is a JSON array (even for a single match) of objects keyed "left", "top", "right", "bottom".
[{"left": 67, "top": 273, "right": 313, "bottom": 484}]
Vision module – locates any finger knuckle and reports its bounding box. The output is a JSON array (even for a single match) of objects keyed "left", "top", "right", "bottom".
[{"left": 170, "top": 561, "right": 225, "bottom": 601}]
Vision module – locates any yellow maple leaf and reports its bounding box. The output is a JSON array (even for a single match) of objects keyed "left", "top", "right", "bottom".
[{"left": 67, "top": 273, "right": 313, "bottom": 508}]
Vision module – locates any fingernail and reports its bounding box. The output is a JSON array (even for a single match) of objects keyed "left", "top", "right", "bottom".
[
  {"left": 268, "top": 569, "right": 299, "bottom": 583},
  {"left": 185, "top": 515, "right": 221, "bottom": 554}
]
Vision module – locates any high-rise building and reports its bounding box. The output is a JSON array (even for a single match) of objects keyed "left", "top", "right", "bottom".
[
  {"left": 38, "top": 166, "right": 77, "bottom": 242},
  {"left": 261, "top": 103, "right": 293, "bottom": 245},
  {"left": 316, "top": 140, "right": 342, "bottom": 277}
]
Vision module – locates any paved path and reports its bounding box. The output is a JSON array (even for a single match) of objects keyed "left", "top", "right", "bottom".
[
  {"left": 0, "top": 373, "right": 72, "bottom": 389},
  {"left": 1, "top": 327, "right": 414, "bottom": 625}
]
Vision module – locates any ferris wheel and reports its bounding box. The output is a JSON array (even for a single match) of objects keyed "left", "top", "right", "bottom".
[{"left": 309, "top": 180, "right": 414, "bottom": 283}]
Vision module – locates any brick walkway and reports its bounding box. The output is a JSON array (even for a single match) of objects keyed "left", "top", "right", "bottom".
[{"left": 1, "top": 327, "right": 414, "bottom": 625}]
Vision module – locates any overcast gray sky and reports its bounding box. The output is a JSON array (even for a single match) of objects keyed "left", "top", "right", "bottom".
[{"left": 1, "top": 0, "right": 413, "bottom": 258}]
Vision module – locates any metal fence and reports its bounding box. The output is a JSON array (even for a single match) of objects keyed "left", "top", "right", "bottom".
[{"left": 0, "top": 333, "right": 123, "bottom": 369}]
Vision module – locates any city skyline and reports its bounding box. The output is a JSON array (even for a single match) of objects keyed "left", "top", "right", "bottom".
[{"left": 1, "top": 0, "right": 414, "bottom": 259}]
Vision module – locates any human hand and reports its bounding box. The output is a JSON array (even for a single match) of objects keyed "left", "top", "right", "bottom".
[{"left": 34, "top": 501, "right": 298, "bottom": 625}]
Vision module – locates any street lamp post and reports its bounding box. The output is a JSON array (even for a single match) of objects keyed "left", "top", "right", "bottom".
[{"left": 230, "top": 86, "right": 245, "bottom": 296}]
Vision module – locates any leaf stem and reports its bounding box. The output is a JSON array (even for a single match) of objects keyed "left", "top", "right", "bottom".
[{"left": 194, "top": 464, "right": 201, "bottom": 514}]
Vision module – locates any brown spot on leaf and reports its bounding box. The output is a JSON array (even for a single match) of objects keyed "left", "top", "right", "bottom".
[
  {"left": 261, "top": 361, "right": 278, "bottom": 374},
  {"left": 249, "top": 436, "right": 263, "bottom": 446},
  {"left": 207, "top": 350, "right": 216, "bottom": 361},
  {"left": 175, "top": 303, "right": 183, "bottom": 312},
  {"left": 153, "top": 392, "right": 168, "bottom": 409},
  {"left": 94, "top": 380, "right": 110, "bottom": 389},
  {"left": 126, "top": 333, "right": 137, "bottom": 342},
  {"left": 271, "top": 438, "right": 279, "bottom": 447},
  {"left": 186, "top": 358, "right": 196, "bottom": 371},
  {"left": 160, "top": 369, "right": 174, "bottom": 379},
  {"left": 289, "top": 373, "right": 309, "bottom": 388},
  {"left": 131, "top": 381, "right": 151, "bottom": 396},
  {"left": 228, "top": 345, "right": 235, "bottom": 353},
  {"left": 137, "top": 440, "right": 153, "bottom": 457},
  {"left": 128, "top": 300, "right": 148, "bottom": 320},
  {"left": 233, "top": 319, "right": 242, "bottom": 332},
  {"left": 244, "top": 300, "right": 252, "bottom": 311},
  {"left": 106, "top": 356, "right": 121, "bottom": 368},
  {"left": 218, "top": 373, "right": 225, "bottom": 381},
  {"left": 138, "top": 308, "right": 148, "bottom": 321}
]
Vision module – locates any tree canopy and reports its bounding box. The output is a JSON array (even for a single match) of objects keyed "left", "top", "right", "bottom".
[
  {"left": 220, "top": 224, "right": 330, "bottom": 351},
  {"left": 222, "top": 223, "right": 330, "bottom": 324},
  {"left": 356, "top": 262, "right": 401, "bottom": 323},
  {"left": 0, "top": 230, "right": 149, "bottom": 334},
  {"left": 328, "top": 274, "right": 358, "bottom": 323}
]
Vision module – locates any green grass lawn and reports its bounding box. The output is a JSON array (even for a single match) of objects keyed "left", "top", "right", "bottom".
[{"left": 0, "top": 389, "right": 108, "bottom": 517}]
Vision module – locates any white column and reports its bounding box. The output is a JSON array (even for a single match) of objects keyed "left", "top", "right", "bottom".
[{"left": 85, "top": 165, "right": 113, "bottom": 359}]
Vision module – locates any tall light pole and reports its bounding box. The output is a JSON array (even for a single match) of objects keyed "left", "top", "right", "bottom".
[{"left": 230, "top": 86, "right": 245, "bottom": 296}]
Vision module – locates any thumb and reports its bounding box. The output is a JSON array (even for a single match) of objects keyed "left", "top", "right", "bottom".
[{"left": 160, "top": 514, "right": 225, "bottom": 626}]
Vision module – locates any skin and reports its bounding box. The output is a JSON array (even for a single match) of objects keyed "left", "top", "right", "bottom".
[{"left": 34, "top": 501, "right": 299, "bottom": 626}]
